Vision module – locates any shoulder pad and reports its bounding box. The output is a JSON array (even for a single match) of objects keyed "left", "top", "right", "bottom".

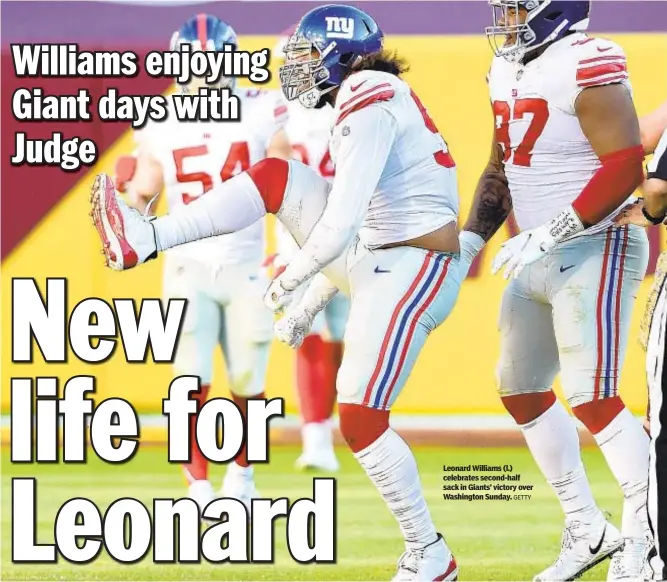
[
  {"left": 335, "top": 71, "right": 397, "bottom": 126},
  {"left": 572, "top": 37, "right": 628, "bottom": 89}
]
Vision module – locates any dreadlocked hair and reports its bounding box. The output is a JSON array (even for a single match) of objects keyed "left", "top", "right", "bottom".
[{"left": 350, "top": 50, "right": 410, "bottom": 77}]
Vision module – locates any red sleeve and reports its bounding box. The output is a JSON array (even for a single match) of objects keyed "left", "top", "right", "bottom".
[{"left": 571, "top": 145, "right": 645, "bottom": 224}]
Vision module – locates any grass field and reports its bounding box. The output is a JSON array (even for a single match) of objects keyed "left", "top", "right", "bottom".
[{"left": 2, "top": 445, "right": 624, "bottom": 581}]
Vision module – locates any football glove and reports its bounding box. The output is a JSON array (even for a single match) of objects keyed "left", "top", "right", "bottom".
[
  {"left": 274, "top": 308, "right": 314, "bottom": 349},
  {"left": 492, "top": 205, "right": 584, "bottom": 279},
  {"left": 264, "top": 276, "right": 296, "bottom": 313}
]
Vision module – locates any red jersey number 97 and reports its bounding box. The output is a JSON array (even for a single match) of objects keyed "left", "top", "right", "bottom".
[{"left": 493, "top": 98, "right": 549, "bottom": 168}]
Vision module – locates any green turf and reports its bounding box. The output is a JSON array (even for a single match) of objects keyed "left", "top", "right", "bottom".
[{"left": 1, "top": 446, "right": 623, "bottom": 581}]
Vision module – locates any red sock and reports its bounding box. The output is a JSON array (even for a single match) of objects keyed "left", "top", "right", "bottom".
[
  {"left": 296, "top": 335, "right": 327, "bottom": 424},
  {"left": 231, "top": 392, "right": 265, "bottom": 467},
  {"left": 182, "top": 383, "right": 210, "bottom": 484},
  {"left": 501, "top": 391, "right": 557, "bottom": 425},
  {"left": 572, "top": 396, "right": 625, "bottom": 435},
  {"left": 338, "top": 403, "right": 390, "bottom": 453},
  {"left": 321, "top": 340, "right": 343, "bottom": 420}
]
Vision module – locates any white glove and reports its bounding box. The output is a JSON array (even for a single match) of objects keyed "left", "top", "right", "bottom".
[
  {"left": 264, "top": 276, "right": 295, "bottom": 313},
  {"left": 491, "top": 205, "right": 584, "bottom": 280},
  {"left": 491, "top": 229, "right": 541, "bottom": 280},
  {"left": 274, "top": 309, "right": 314, "bottom": 349}
]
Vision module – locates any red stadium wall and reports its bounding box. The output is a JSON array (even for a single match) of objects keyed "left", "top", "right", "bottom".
[{"left": 1, "top": 48, "right": 170, "bottom": 257}]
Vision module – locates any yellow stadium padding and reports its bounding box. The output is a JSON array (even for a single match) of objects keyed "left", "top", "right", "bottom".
[{"left": 3, "top": 34, "right": 666, "bottom": 416}]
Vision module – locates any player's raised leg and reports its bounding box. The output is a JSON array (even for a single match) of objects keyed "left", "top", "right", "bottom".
[
  {"left": 496, "top": 263, "right": 623, "bottom": 581},
  {"left": 337, "top": 244, "right": 461, "bottom": 581},
  {"left": 90, "top": 158, "right": 350, "bottom": 293},
  {"left": 550, "top": 226, "right": 651, "bottom": 581}
]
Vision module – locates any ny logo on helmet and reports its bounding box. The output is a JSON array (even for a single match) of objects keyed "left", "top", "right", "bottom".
[{"left": 325, "top": 16, "right": 355, "bottom": 39}]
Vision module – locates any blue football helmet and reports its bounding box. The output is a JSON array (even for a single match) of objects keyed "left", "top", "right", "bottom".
[
  {"left": 170, "top": 14, "right": 238, "bottom": 90},
  {"left": 486, "top": 0, "right": 591, "bottom": 61},
  {"left": 279, "top": 4, "right": 384, "bottom": 109}
]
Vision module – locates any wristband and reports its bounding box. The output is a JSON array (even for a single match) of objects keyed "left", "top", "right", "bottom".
[
  {"left": 459, "top": 231, "right": 485, "bottom": 263},
  {"left": 641, "top": 205, "right": 666, "bottom": 225},
  {"left": 458, "top": 230, "right": 485, "bottom": 280},
  {"left": 547, "top": 205, "right": 585, "bottom": 243}
]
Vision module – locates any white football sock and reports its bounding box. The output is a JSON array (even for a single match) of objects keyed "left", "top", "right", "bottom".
[
  {"left": 354, "top": 429, "right": 438, "bottom": 550},
  {"left": 153, "top": 173, "right": 266, "bottom": 251},
  {"left": 594, "top": 407, "right": 650, "bottom": 538},
  {"left": 521, "top": 401, "right": 601, "bottom": 521}
]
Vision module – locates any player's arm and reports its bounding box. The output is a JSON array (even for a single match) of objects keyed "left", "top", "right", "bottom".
[
  {"left": 276, "top": 105, "right": 397, "bottom": 290},
  {"left": 569, "top": 84, "right": 644, "bottom": 228},
  {"left": 512, "top": 83, "right": 644, "bottom": 241},
  {"left": 458, "top": 120, "right": 511, "bottom": 278},
  {"left": 641, "top": 100, "right": 667, "bottom": 155},
  {"left": 267, "top": 127, "right": 293, "bottom": 160},
  {"left": 462, "top": 136, "right": 511, "bottom": 241}
]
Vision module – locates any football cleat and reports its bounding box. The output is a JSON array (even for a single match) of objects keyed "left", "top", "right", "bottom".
[
  {"left": 90, "top": 173, "right": 157, "bottom": 270},
  {"left": 534, "top": 517, "right": 624, "bottom": 581},
  {"left": 392, "top": 534, "right": 458, "bottom": 581},
  {"left": 296, "top": 421, "right": 340, "bottom": 472},
  {"left": 607, "top": 537, "right": 652, "bottom": 581},
  {"left": 221, "top": 462, "right": 260, "bottom": 514}
]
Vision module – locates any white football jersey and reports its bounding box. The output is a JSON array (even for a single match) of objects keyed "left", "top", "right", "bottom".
[
  {"left": 276, "top": 103, "right": 335, "bottom": 262},
  {"left": 329, "top": 70, "right": 459, "bottom": 249},
  {"left": 488, "top": 33, "right": 633, "bottom": 235},
  {"left": 135, "top": 87, "right": 288, "bottom": 265},
  {"left": 285, "top": 102, "right": 335, "bottom": 180}
]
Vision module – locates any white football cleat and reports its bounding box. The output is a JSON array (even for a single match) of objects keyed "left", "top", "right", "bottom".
[
  {"left": 392, "top": 534, "right": 458, "bottom": 581},
  {"left": 296, "top": 422, "right": 340, "bottom": 473},
  {"left": 221, "top": 462, "right": 260, "bottom": 514},
  {"left": 607, "top": 537, "right": 651, "bottom": 581},
  {"left": 187, "top": 479, "right": 216, "bottom": 514},
  {"left": 90, "top": 173, "right": 157, "bottom": 270},
  {"left": 534, "top": 517, "right": 624, "bottom": 581}
]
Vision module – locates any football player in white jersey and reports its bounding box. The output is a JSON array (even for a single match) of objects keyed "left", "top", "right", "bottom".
[
  {"left": 92, "top": 5, "right": 462, "bottom": 579},
  {"left": 457, "top": 2, "right": 651, "bottom": 580},
  {"left": 271, "top": 30, "right": 350, "bottom": 473},
  {"left": 112, "top": 14, "right": 292, "bottom": 513}
]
